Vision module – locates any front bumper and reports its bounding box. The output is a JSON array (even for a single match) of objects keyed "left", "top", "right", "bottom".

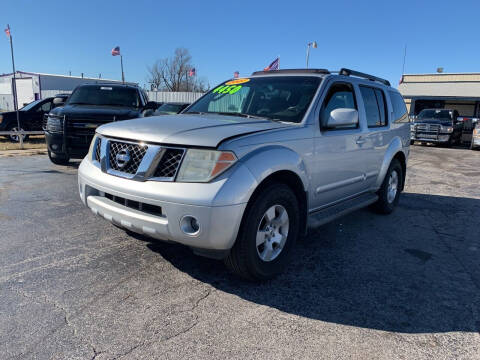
[
  {"left": 45, "top": 131, "right": 90, "bottom": 158},
  {"left": 410, "top": 132, "right": 451, "bottom": 143},
  {"left": 78, "top": 158, "right": 247, "bottom": 251}
]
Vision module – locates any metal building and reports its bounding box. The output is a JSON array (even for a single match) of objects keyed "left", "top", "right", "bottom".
[
  {"left": 0, "top": 71, "right": 136, "bottom": 111},
  {"left": 398, "top": 73, "right": 480, "bottom": 117}
]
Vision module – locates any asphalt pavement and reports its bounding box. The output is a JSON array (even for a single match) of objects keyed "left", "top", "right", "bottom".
[{"left": 0, "top": 145, "right": 479, "bottom": 359}]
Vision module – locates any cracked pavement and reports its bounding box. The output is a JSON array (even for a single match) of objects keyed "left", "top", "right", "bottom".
[{"left": 0, "top": 146, "right": 479, "bottom": 359}]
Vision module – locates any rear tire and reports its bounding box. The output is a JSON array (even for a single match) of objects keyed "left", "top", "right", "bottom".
[
  {"left": 371, "top": 159, "right": 403, "bottom": 214},
  {"left": 48, "top": 150, "right": 70, "bottom": 165},
  {"left": 410, "top": 140, "right": 414, "bottom": 145},
  {"left": 224, "top": 183, "right": 300, "bottom": 281}
]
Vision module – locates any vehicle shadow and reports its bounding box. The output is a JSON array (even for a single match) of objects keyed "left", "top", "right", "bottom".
[{"left": 134, "top": 192, "right": 480, "bottom": 334}]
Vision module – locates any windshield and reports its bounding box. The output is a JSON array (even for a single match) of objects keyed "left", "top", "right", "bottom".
[
  {"left": 67, "top": 86, "right": 140, "bottom": 107},
  {"left": 20, "top": 99, "right": 43, "bottom": 111},
  {"left": 186, "top": 76, "right": 321, "bottom": 123},
  {"left": 417, "top": 109, "right": 452, "bottom": 120},
  {"left": 156, "top": 103, "right": 185, "bottom": 115}
]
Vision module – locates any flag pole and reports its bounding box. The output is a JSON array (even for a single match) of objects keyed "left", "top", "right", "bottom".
[
  {"left": 7, "top": 25, "right": 23, "bottom": 148},
  {"left": 120, "top": 55, "right": 125, "bottom": 83}
]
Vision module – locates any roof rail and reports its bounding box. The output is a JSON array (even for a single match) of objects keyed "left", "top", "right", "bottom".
[
  {"left": 251, "top": 68, "right": 330, "bottom": 76},
  {"left": 339, "top": 68, "right": 391, "bottom": 86}
]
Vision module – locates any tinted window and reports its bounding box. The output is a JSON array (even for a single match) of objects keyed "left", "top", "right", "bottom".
[
  {"left": 389, "top": 91, "right": 408, "bottom": 123},
  {"left": 417, "top": 109, "right": 452, "bottom": 120},
  {"left": 360, "top": 86, "right": 387, "bottom": 127},
  {"left": 155, "top": 103, "right": 187, "bottom": 115},
  {"left": 19, "top": 99, "right": 43, "bottom": 111},
  {"left": 186, "top": 76, "right": 321, "bottom": 123},
  {"left": 39, "top": 101, "right": 52, "bottom": 112},
  {"left": 321, "top": 83, "right": 357, "bottom": 129},
  {"left": 67, "top": 86, "right": 141, "bottom": 107},
  {"left": 360, "top": 87, "right": 380, "bottom": 127},
  {"left": 375, "top": 89, "right": 387, "bottom": 125}
]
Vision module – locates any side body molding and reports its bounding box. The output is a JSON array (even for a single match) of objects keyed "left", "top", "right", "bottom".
[{"left": 375, "top": 136, "right": 405, "bottom": 189}]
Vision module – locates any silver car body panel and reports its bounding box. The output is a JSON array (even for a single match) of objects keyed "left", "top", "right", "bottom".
[
  {"left": 79, "top": 72, "right": 409, "bottom": 252},
  {"left": 96, "top": 113, "right": 288, "bottom": 147}
]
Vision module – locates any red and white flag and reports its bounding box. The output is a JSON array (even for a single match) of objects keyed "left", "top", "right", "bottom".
[
  {"left": 233, "top": 71, "right": 239, "bottom": 78},
  {"left": 264, "top": 57, "right": 279, "bottom": 71},
  {"left": 5, "top": 24, "right": 11, "bottom": 38},
  {"left": 111, "top": 46, "right": 120, "bottom": 56},
  {"left": 188, "top": 68, "right": 196, "bottom": 77}
]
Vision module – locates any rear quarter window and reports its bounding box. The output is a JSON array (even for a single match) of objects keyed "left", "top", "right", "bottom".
[{"left": 389, "top": 91, "right": 408, "bottom": 123}]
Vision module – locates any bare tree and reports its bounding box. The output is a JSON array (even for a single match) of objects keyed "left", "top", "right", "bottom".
[{"left": 147, "top": 48, "right": 209, "bottom": 92}]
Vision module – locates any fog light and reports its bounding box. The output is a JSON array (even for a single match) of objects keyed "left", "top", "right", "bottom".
[
  {"left": 52, "top": 144, "right": 58, "bottom": 150},
  {"left": 180, "top": 215, "right": 200, "bottom": 236}
]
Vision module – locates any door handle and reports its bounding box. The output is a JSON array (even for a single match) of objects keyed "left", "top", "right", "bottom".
[{"left": 356, "top": 137, "right": 366, "bottom": 145}]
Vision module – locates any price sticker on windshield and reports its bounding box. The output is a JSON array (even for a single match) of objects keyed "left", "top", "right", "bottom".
[
  {"left": 212, "top": 84, "right": 243, "bottom": 95},
  {"left": 225, "top": 78, "right": 250, "bottom": 85}
]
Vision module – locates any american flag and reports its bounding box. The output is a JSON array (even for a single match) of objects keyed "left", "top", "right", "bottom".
[
  {"left": 5, "top": 24, "right": 11, "bottom": 38},
  {"left": 264, "top": 57, "right": 279, "bottom": 71},
  {"left": 189, "top": 68, "right": 196, "bottom": 76},
  {"left": 111, "top": 46, "right": 120, "bottom": 56},
  {"left": 233, "top": 71, "right": 239, "bottom": 78}
]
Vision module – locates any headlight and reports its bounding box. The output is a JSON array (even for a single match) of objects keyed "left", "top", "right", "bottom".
[
  {"left": 46, "top": 115, "right": 63, "bottom": 133},
  {"left": 473, "top": 128, "right": 479, "bottom": 137},
  {"left": 441, "top": 126, "right": 454, "bottom": 133},
  {"left": 176, "top": 149, "right": 237, "bottom": 182},
  {"left": 0, "top": 115, "right": 3, "bottom": 124}
]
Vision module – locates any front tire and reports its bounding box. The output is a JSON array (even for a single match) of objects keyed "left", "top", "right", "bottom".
[
  {"left": 7, "top": 125, "right": 29, "bottom": 143},
  {"left": 48, "top": 150, "right": 70, "bottom": 165},
  {"left": 225, "top": 183, "right": 300, "bottom": 281},
  {"left": 371, "top": 159, "right": 403, "bottom": 214}
]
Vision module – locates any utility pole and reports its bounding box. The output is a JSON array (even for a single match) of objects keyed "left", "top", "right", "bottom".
[
  {"left": 6, "top": 24, "right": 23, "bottom": 148},
  {"left": 306, "top": 41, "right": 317, "bottom": 69},
  {"left": 120, "top": 55, "right": 125, "bottom": 83}
]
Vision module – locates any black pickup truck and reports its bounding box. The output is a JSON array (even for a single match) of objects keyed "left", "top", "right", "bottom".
[
  {"left": 410, "top": 109, "right": 462, "bottom": 146},
  {"left": 45, "top": 84, "right": 157, "bottom": 165}
]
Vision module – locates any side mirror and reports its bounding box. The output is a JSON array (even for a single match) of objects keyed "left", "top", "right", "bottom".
[
  {"left": 144, "top": 101, "right": 158, "bottom": 110},
  {"left": 326, "top": 108, "right": 358, "bottom": 128}
]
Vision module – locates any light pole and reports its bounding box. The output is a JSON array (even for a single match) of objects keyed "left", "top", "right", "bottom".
[{"left": 306, "top": 41, "right": 317, "bottom": 69}]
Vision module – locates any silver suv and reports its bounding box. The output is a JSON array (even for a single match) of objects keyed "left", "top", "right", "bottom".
[{"left": 78, "top": 68, "right": 410, "bottom": 280}]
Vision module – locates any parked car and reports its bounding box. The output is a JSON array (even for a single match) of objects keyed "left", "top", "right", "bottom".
[
  {"left": 45, "top": 84, "right": 156, "bottom": 165},
  {"left": 471, "top": 122, "right": 480, "bottom": 150},
  {"left": 153, "top": 102, "right": 190, "bottom": 115},
  {"left": 78, "top": 68, "right": 410, "bottom": 280},
  {"left": 410, "top": 109, "right": 462, "bottom": 146},
  {"left": 0, "top": 94, "right": 69, "bottom": 142}
]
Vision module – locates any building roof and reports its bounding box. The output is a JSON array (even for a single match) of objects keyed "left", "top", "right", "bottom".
[
  {"left": 0, "top": 70, "right": 128, "bottom": 83},
  {"left": 398, "top": 72, "right": 480, "bottom": 98}
]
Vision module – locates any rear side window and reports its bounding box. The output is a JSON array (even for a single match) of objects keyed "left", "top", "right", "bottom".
[
  {"left": 359, "top": 86, "right": 387, "bottom": 127},
  {"left": 389, "top": 91, "right": 408, "bottom": 123}
]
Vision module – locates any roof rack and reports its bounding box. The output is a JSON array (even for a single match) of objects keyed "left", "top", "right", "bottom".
[
  {"left": 251, "top": 68, "right": 330, "bottom": 76},
  {"left": 339, "top": 68, "right": 391, "bottom": 86}
]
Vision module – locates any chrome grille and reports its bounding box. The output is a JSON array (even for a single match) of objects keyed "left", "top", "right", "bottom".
[
  {"left": 94, "top": 138, "right": 101, "bottom": 162},
  {"left": 108, "top": 141, "right": 148, "bottom": 174},
  {"left": 154, "top": 149, "right": 184, "bottom": 178},
  {"left": 416, "top": 124, "right": 440, "bottom": 133}
]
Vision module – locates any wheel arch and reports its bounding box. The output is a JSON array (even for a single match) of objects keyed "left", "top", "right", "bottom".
[
  {"left": 375, "top": 137, "right": 407, "bottom": 191},
  {"left": 243, "top": 169, "right": 308, "bottom": 236}
]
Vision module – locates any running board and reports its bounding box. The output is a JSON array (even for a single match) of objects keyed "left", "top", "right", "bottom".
[{"left": 307, "top": 193, "right": 378, "bottom": 229}]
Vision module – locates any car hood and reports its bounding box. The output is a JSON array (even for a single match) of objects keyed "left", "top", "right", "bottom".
[
  {"left": 50, "top": 104, "right": 141, "bottom": 121},
  {"left": 96, "top": 113, "right": 289, "bottom": 147},
  {"left": 415, "top": 118, "right": 452, "bottom": 126}
]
